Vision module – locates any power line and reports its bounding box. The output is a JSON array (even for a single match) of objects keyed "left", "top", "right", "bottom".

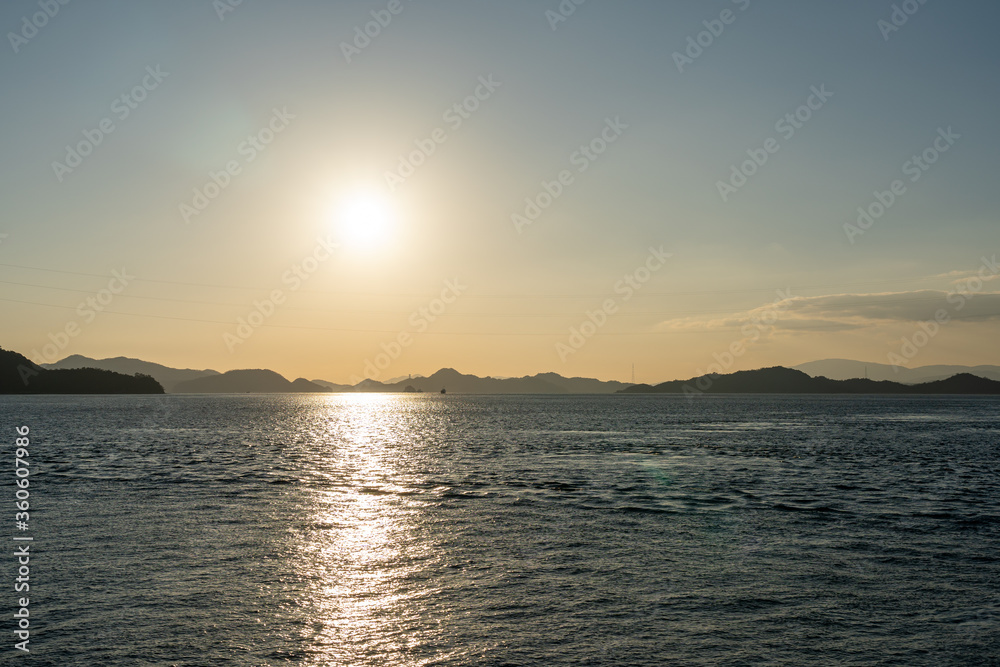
[
  {"left": 0, "top": 275, "right": 980, "bottom": 318},
  {"left": 6, "top": 294, "right": 992, "bottom": 336},
  {"left": 0, "top": 261, "right": 946, "bottom": 299},
  {"left": 0, "top": 284, "right": 980, "bottom": 322}
]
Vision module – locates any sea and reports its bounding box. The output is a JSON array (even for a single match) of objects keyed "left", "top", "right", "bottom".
[{"left": 1, "top": 394, "right": 998, "bottom": 666}]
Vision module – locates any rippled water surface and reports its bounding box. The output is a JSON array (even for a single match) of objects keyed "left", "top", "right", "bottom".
[{"left": 2, "top": 394, "right": 998, "bottom": 665}]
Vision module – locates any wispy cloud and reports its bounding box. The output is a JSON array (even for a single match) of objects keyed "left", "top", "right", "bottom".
[
  {"left": 926, "top": 268, "right": 1000, "bottom": 284},
  {"left": 658, "top": 290, "right": 1000, "bottom": 333}
]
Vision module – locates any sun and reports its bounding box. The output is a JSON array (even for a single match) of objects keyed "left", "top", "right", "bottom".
[{"left": 333, "top": 190, "right": 396, "bottom": 250}]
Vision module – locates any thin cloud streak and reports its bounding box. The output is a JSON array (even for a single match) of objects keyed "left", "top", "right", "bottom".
[{"left": 657, "top": 290, "right": 1000, "bottom": 333}]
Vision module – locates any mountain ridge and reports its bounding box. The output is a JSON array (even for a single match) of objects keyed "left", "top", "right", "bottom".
[
  {"left": 2, "top": 348, "right": 163, "bottom": 394},
  {"left": 620, "top": 366, "right": 1000, "bottom": 395},
  {"left": 42, "top": 355, "right": 218, "bottom": 392},
  {"left": 793, "top": 359, "right": 1000, "bottom": 383},
  {"left": 172, "top": 369, "right": 330, "bottom": 394},
  {"left": 33, "top": 352, "right": 1000, "bottom": 395},
  {"left": 341, "top": 367, "right": 631, "bottom": 394}
]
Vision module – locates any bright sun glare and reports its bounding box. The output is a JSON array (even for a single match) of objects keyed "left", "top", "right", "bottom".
[{"left": 334, "top": 191, "right": 396, "bottom": 250}]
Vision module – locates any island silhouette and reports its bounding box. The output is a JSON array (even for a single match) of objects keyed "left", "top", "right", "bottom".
[
  {"left": 1, "top": 347, "right": 162, "bottom": 394},
  {"left": 6, "top": 347, "right": 1000, "bottom": 395},
  {"left": 171, "top": 369, "right": 330, "bottom": 393},
  {"left": 620, "top": 366, "right": 1000, "bottom": 395}
]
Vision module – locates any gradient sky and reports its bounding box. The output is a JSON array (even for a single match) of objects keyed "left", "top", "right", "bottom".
[{"left": 1, "top": 0, "right": 998, "bottom": 384}]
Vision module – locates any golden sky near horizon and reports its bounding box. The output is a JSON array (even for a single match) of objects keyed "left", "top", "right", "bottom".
[{"left": 1, "top": 1, "right": 998, "bottom": 384}]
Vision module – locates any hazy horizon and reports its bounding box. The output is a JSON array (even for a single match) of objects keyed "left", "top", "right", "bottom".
[
  {"left": 29, "top": 349, "right": 1000, "bottom": 388},
  {"left": 3, "top": 1, "right": 999, "bottom": 385}
]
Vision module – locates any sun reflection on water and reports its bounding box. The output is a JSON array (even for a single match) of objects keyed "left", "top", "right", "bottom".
[{"left": 297, "top": 394, "right": 439, "bottom": 666}]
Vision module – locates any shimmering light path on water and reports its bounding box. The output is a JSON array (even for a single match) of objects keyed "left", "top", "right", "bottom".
[{"left": 2, "top": 394, "right": 998, "bottom": 665}]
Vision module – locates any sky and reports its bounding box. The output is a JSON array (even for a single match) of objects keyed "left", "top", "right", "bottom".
[{"left": 1, "top": 0, "right": 998, "bottom": 384}]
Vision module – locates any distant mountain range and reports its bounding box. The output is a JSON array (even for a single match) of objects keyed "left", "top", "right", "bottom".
[
  {"left": 1, "top": 348, "right": 163, "bottom": 394},
  {"left": 340, "top": 368, "right": 633, "bottom": 394},
  {"left": 309, "top": 379, "right": 357, "bottom": 392},
  {"left": 172, "top": 369, "right": 329, "bottom": 393},
  {"left": 28, "top": 352, "right": 1000, "bottom": 396},
  {"left": 793, "top": 359, "right": 1000, "bottom": 383},
  {"left": 621, "top": 366, "right": 1000, "bottom": 395},
  {"left": 42, "top": 355, "right": 218, "bottom": 392},
  {"left": 42, "top": 354, "right": 631, "bottom": 394}
]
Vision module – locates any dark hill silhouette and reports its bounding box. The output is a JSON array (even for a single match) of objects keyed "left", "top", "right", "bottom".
[
  {"left": 794, "top": 359, "right": 1000, "bottom": 383},
  {"left": 290, "top": 377, "right": 331, "bottom": 392},
  {"left": 346, "top": 368, "right": 631, "bottom": 394},
  {"left": 528, "top": 372, "right": 633, "bottom": 393},
  {"left": 1, "top": 347, "right": 163, "bottom": 394},
  {"left": 911, "top": 373, "right": 1000, "bottom": 394},
  {"left": 619, "top": 366, "right": 1000, "bottom": 395},
  {"left": 19, "top": 352, "right": 635, "bottom": 394},
  {"left": 172, "top": 369, "right": 330, "bottom": 393},
  {"left": 43, "top": 354, "right": 217, "bottom": 392},
  {"left": 309, "top": 379, "right": 355, "bottom": 392}
]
